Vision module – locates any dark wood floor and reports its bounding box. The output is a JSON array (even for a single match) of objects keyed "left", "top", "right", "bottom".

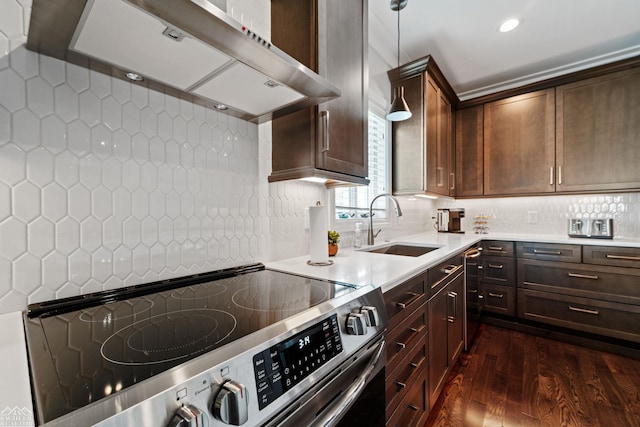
[{"left": 425, "top": 324, "right": 640, "bottom": 427}]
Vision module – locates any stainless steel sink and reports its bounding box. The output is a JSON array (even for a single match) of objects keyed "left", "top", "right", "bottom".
[{"left": 361, "top": 243, "right": 441, "bottom": 257}]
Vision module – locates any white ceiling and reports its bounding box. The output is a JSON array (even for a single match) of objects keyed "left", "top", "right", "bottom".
[{"left": 369, "top": 0, "right": 640, "bottom": 100}]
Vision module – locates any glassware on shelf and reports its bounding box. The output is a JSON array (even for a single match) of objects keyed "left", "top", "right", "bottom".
[{"left": 473, "top": 214, "right": 489, "bottom": 234}]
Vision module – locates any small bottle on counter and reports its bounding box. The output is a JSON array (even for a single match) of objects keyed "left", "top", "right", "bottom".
[{"left": 354, "top": 222, "right": 363, "bottom": 248}]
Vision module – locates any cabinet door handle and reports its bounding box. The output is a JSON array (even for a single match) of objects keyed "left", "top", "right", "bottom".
[
  {"left": 395, "top": 291, "right": 422, "bottom": 309},
  {"left": 488, "top": 292, "right": 504, "bottom": 298},
  {"left": 320, "top": 110, "right": 330, "bottom": 152},
  {"left": 606, "top": 254, "right": 640, "bottom": 262},
  {"left": 549, "top": 166, "right": 554, "bottom": 185},
  {"left": 569, "top": 306, "right": 599, "bottom": 315},
  {"left": 488, "top": 246, "right": 503, "bottom": 251},
  {"left": 408, "top": 404, "right": 419, "bottom": 411},
  {"left": 450, "top": 172, "right": 455, "bottom": 190},
  {"left": 558, "top": 166, "right": 562, "bottom": 185},
  {"left": 447, "top": 291, "right": 457, "bottom": 322},
  {"left": 533, "top": 249, "right": 562, "bottom": 256},
  {"left": 395, "top": 341, "right": 406, "bottom": 349},
  {"left": 395, "top": 381, "right": 406, "bottom": 389},
  {"left": 568, "top": 272, "right": 599, "bottom": 280},
  {"left": 487, "top": 264, "right": 503, "bottom": 269}
]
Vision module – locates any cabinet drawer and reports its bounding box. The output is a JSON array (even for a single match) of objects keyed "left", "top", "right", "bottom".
[
  {"left": 385, "top": 336, "right": 427, "bottom": 417},
  {"left": 583, "top": 245, "right": 640, "bottom": 269},
  {"left": 386, "top": 303, "right": 427, "bottom": 374},
  {"left": 517, "top": 259, "right": 640, "bottom": 305},
  {"left": 483, "top": 284, "right": 516, "bottom": 316},
  {"left": 481, "top": 255, "right": 516, "bottom": 286},
  {"left": 518, "top": 289, "right": 640, "bottom": 343},
  {"left": 384, "top": 272, "right": 427, "bottom": 331},
  {"left": 386, "top": 373, "right": 428, "bottom": 427},
  {"left": 480, "top": 240, "right": 514, "bottom": 257},
  {"left": 427, "top": 253, "right": 463, "bottom": 298},
  {"left": 516, "top": 242, "right": 581, "bottom": 263}
]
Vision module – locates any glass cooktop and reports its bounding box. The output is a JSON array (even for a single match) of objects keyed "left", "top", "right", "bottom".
[{"left": 24, "top": 264, "right": 358, "bottom": 424}]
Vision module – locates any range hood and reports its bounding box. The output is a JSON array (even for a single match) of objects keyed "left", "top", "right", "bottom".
[{"left": 27, "top": 0, "right": 341, "bottom": 123}]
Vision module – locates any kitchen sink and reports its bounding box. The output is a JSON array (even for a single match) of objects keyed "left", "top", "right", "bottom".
[{"left": 361, "top": 243, "right": 441, "bottom": 257}]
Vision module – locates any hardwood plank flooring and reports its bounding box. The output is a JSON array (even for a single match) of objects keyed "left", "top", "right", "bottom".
[{"left": 425, "top": 324, "right": 640, "bottom": 427}]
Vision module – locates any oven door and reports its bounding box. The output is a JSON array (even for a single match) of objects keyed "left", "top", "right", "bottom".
[{"left": 265, "top": 334, "right": 386, "bottom": 427}]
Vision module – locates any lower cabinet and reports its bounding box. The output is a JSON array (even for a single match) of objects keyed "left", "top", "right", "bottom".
[
  {"left": 517, "top": 244, "right": 640, "bottom": 344},
  {"left": 428, "top": 262, "right": 464, "bottom": 409},
  {"left": 383, "top": 272, "right": 429, "bottom": 426}
]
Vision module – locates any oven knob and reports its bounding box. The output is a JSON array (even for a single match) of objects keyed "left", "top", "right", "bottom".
[
  {"left": 167, "top": 404, "right": 204, "bottom": 427},
  {"left": 213, "top": 380, "right": 248, "bottom": 425},
  {"left": 360, "top": 306, "right": 380, "bottom": 327},
  {"left": 346, "top": 312, "right": 367, "bottom": 335}
]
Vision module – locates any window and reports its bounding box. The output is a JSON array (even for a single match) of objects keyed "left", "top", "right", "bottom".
[{"left": 334, "top": 110, "right": 390, "bottom": 222}]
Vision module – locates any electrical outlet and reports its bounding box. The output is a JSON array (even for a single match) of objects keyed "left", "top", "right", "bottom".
[{"left": 527, "top": 211, "right": 538, "bottom": 224}]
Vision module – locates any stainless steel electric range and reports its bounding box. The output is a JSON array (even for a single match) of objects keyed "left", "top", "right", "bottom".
[{"left": 23, "top": 263, "right": 388, "bottom": 426}]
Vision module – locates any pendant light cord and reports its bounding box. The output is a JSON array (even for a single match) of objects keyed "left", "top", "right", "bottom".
[{"left": 397, "top": 6, "right": 401, "bottom": 68}]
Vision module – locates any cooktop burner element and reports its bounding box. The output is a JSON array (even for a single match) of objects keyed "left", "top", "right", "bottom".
[
  {"left": 24, "top": 264, "right": 363, "bottom": 425},
  {"left": 101, "top": 308, "right": 237, "bottom": 366}
]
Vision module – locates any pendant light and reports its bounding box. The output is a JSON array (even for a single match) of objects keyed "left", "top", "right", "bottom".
[{"left": 387, "top": 0, "right": 412, "bottom": 122}]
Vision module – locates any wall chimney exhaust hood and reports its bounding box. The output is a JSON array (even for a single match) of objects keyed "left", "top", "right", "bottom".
[{"left": 26, "top": 0, "right": 341, "bottom": 123}]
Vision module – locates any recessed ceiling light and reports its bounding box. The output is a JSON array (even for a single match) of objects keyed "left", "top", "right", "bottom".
[
  {"left": 214, "top": 104, "right": 228, "bottom": 110},
  {"left": 499, "top": 18, "right": 520, "bottom": 33},
  {"left": 125, "top": 72, "right": 143, "bottom": 81}
]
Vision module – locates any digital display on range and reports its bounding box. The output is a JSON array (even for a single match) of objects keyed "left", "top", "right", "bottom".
[{"left": 252, "top": 314, "right": 343, "bottom": 410}]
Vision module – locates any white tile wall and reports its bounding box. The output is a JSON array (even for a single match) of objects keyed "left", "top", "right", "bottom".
[{"left": 0, "top": 0, "right": 323, "bottom": 314}]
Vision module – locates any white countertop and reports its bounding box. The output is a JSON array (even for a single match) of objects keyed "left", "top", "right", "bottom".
[{"left": 266, "top": 231, "right": 640, "bottom": 292}]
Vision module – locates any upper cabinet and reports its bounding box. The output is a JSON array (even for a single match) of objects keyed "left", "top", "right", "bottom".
[
  {"left": 483, "top": 89, "right": 556, "bottom": 196},
  {"left": 455, "top": 106, "right": 483, "bottom": 197},
  {"left": 388, "top": 56, "right": 458, "bottom": 197},
  {"left": 455, "top": 57, "right": 640, "bottom": 197},
  {"left": 556, "top": 67, "right": 640, "bottom": 192},
  {"left": 269, "top": 0, "right": 369, "bottom": 185}
]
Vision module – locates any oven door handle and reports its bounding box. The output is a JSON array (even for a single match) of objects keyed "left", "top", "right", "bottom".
[{"left": 313, "top": 339, "right": 386, "bottom": 427}]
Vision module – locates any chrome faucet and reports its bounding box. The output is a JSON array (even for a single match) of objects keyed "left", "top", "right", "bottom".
[{"left": 368, "top": 193, "right": 403, "bottom": 245}]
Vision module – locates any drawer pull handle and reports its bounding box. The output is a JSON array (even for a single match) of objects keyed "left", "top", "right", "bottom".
[
  {"left": 568, "top": 273, "right": 599, "bottom": 280},
  {"left": 409, "top": 325, "right": 426, "bottom": 334},
  {"left": 488, "top": 246, "right": 503, "bottom": 251},
  {"left": 606, "top": 254, "right": 640, "bottom": 262},
  {"left": 488, "top": 264, "right": 503, "bottom": 269},
  {"left": 569, "top": 306, "right": 599, "bottom": 315},
  {"left": 396, "top": 292, "right": 422, "bottom": 309},
  {"left": 443, "top": 264, "right": 462, "bottom": 275},
  {"left": 488, "top": 292, "right": 504, "bottom": 298},
  {"left": 467, "top": 262, "right": 478, "bottom": 267},
  {"left": 469, "top": 289, "right": 478, "bottom": 294},
  {"left": 408, "top": 404, "right": 419, "bottom": 411},
  {"left": 395, "top": 342, "right": 406, "bottom": 349},
  {"left": 396, "top": 292, "right": 421, "bottom": 309},
  {"left": 395, "top": 381, "right": 406, "bottom": 389},
  {"left": 533, "top": 249, "right": 562, "bottom": 255}
]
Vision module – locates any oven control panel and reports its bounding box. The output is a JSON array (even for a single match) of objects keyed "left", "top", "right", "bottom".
[{"left": 252, "top": 314, "right": 343, "bottom": 410}]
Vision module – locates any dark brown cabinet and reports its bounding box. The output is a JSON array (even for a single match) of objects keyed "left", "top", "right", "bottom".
[
  {"left": 455, "top": 58, "right": 640, "bottom": 198},
  {"left": 556, "top": 67, "right": 640, "bottom": 192},
  {"left": 269, "top": 0, "right": 368, "bottom": 184},
  {"left": 479, "top": 241, "right": 516, "bottom": 317},
  {"left": 388, "top": 56, "right": 457, "bottom": 197},
  {"left": 483, "top": 89, "right": 556, "bottom": 196},
  {"left": 383, "top": 271, "right": 429, "bottom": 425},
  {"left": 454, "top": 105, "right": 483, "bottom": 197},
  {"left": 517, "top": 242, "right": 640, "bottom": 343},
  {"left": 427, "top": 255, "right": 464, "bottom": 410}
]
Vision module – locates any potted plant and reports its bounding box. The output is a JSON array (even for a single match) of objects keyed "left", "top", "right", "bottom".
[{"left": 328, "top": 230, "right": 340, "bottom": 256}]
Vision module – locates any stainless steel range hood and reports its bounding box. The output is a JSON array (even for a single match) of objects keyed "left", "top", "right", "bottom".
[{"left": 27, "top": 0, "right": 341, "bottom": 123}]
